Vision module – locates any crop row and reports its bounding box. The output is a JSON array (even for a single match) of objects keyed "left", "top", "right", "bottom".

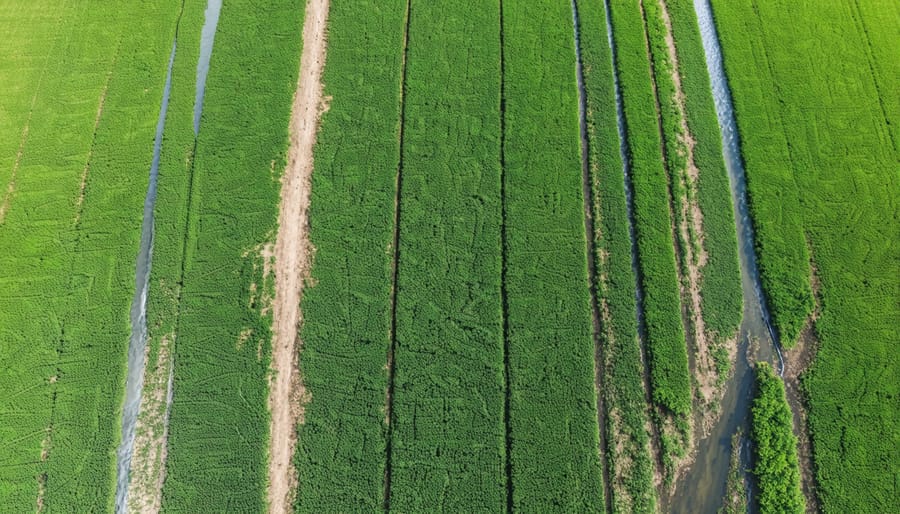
[
  {"left": 607, "top": 0, "right": 692, "bottom": 477},
  {"left": 159, "top": 0, "right": 305, "bottom": 510},
  {"left": 293, "top": 0, "right": 407, "bottom": 511},
  {"left": 575, "top": 0, "right": 657, "bottom": 511},
  {"left": 388, "top": 1, "right": 507, "bottom": 510},
  {"left": 751, "top": 363, "right": 804, "bottom": 513},
  {"left": 663, "top": 0, "right": 741, "bottom": 342},
  {"left": 502, "top": 0, "right": 605, "bottom": 509},
  {"left": 710, "top": 0, "right": 899, "bottom": 510},
  {"left": 642, "top": 0, "right": 742, "bottom": 357},
  {"left": 707, "top": 0, "right": 813, "bottom": 346},
  {"left": 0, "top": 2, "right": 182, "bottom": 510}
]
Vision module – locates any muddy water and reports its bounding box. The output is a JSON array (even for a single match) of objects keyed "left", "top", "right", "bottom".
[
  {"left": 667, "top": 0, "right": 783, "bottom": 512},
  {"left": 115, "top": 41, "right": 177, "bottom": 514},
  {"left": 194, "top": 0, "right": 222, "bottom": 134}
]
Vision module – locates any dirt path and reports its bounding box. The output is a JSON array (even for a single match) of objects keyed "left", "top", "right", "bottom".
[
  {"left": 783, "top": 250, "right": 821, "bottom": 513},
  {"left": 267, "top": 0, "right": 329, "bottom": 511}
]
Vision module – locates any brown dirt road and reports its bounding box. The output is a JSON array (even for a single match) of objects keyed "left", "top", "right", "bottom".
[{"left": 267, "top": 0, "right": 329, "bottom": 512}]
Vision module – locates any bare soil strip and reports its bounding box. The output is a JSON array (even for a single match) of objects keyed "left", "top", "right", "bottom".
[
  {"left": 784, "top": 246, "right": 821, "bottom": 513},
  {"left": 636, "top": 0, "right": 692, "bottom": 492},
  {"left": 655, "top": 0, "right": 721, "bottom": 412},
  {"left": 127, "top": 334, "right": 174, "bottom": 514},
  {"left": 267, "top": 0, "right": 329, "bottom": 511}
]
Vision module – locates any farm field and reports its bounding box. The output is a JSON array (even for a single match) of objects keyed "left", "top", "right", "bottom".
[
  {"left": 0, "top": 0, "right": 895, "bottom": 512},
  {"left": 0, "top": 0, "right": 181, "bottom": 511},
  {"left": 709, "top": 0, "right": 900, "bottom": 511}
]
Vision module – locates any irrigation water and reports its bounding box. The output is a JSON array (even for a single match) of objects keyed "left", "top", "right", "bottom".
[
  {"left": 571, "top": 2, "right": 613, "bottom": 510},
  {"left": 114, "top": 41, "right": 176, "bottom": 514},
  {"left": 115, "top": 1, "right": 222, "bottom": 511},
  {"left": 194, "top": 0, "right": 222, "bottom": 134},
  {"left": 668, "top": 0, "right": 784, "bottom": 511}
]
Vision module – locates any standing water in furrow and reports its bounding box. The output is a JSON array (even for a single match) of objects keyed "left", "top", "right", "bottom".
[
  {"left": 115, "top": 1, "right": 222, "bottom": 511},
  {"left": 194, "top": 0, "right": 222, "bottom": 134},
  {"left": 669, "top": 1, "right": 784, "bottom": 512},
  {"left": 114, "top": 42, "right": 177, "bottom": 514},
  {"left": 603, "top": 0, "right": 646, "bottom": 340}
]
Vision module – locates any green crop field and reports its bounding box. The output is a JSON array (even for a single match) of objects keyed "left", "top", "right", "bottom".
[
  {"left": 503, "top": 0, "right": 605, "bottom": 510},
  {"left": 0, "top": 0, "right": 895, "bottom": 512},
  {"left": 293, "top": 0, "right": 406, "bottom": 511},
  {"left": 607, "top": 0, "right": 693, "bottom": 480},
  {"left": 0, "top": 1, "right": 180, "bottom": 510},
  {"left": 710, "top": 0, "right": 899, "bottom": 511},
  {"left": 388, "top": 1, "right": 506, "bottom": 510},
  {"left": 576, "top": 0, "right": 658, "bottom": 510},
  {"left": 159, "top": 1, "right": 304, "bottom": 510}
]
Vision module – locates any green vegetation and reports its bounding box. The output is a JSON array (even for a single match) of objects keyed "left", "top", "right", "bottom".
[
  {"left": 130, "top": 1, "right": 205, "bottom": 508},
  {"left": 0, "top": 1, "right": 181, "bottom": 510},
  {"left": 707, "top": 1, "right": 813, "bottom": 347},
  {"left": 387, "top": 1, "right": 506, "bottom": 510},
  {"left": 663, "top": 0, "right": 741, "bottom": 340},
  {"left": 502, "top": 0, "right": 604, "bottom": 510},
  {"left": 719, "top": 430, "right": 748, "bottom": 514},
  {"left": 751, "top": 363, "right": 804, "bottom": 514},
  {"left": 292, "top": 0, "right": 407, "bottom": 510},
  {"left": 575, "top": 0, "right": 657, "bottom": 511},
  {"left": 608, "top": 0, "right": 691, "bottom": 476},
  {"left": 710, "top": 0, "right": 899, "bottom": 510},
  {"left": 160, "top": 0, "right": 304, "bottom": 510}
]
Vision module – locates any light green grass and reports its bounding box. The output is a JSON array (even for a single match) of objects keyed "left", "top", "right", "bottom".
[{"left": 0, "top": 1, "right": 181, "bottom": 510}]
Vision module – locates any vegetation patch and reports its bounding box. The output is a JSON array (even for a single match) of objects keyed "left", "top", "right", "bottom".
[
  {"left": 160, "top": 1, "right": 305, "bottom": 510},
  {"left": 0, "top": 2, "right": 182, "bottom": 510},
  {"left": 576, "top": 0, "right": 657, "bottom": 510},
  {"left": 751, "top": 363, "right": 804, "bottom": 514},
  {"left": 387, "top": 1, "right": 507, "bottom": 510}
]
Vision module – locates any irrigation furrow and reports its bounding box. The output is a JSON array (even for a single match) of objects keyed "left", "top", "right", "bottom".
[
  {"left": 124, "top": 6, "right": 224, "bottom": 510},
  {"left": 663, "top": 1, "right": 788, "bottom": 512},
  {"left": 601, "top": 0, "right": 665, "bottom": 494},
  {"left": 570, "top": 1, "right": 612, "bottom": 511},
  {"left": 383, "top": 0, "right": 412, "bottom": 509},
  {"left": 497, "top": 1, "right": 514, "bottom": 511},
  {"left": 637, "top": 0, "right": 697, "bottom": 497},
  {"left": 115, "top": 35, "right": 178, "bottom": 514}
]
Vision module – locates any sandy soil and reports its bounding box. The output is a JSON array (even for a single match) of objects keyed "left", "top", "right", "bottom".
[
  {"left": 127, "top": 333, "right": 174, "bottom": 514},
  {"left": 267, "top": 0, "right": 329, "bottom": 511}
]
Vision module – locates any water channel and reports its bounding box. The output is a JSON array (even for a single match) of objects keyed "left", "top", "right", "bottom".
[
  {"left": 114, "top": 40, "right": 176, "bottom": 514},
  {"left": 114, "top": 1, "right": 222, "bottom": 511},
  {"left": 668, "top": 0, "right": 784, "bottom": 511}
]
